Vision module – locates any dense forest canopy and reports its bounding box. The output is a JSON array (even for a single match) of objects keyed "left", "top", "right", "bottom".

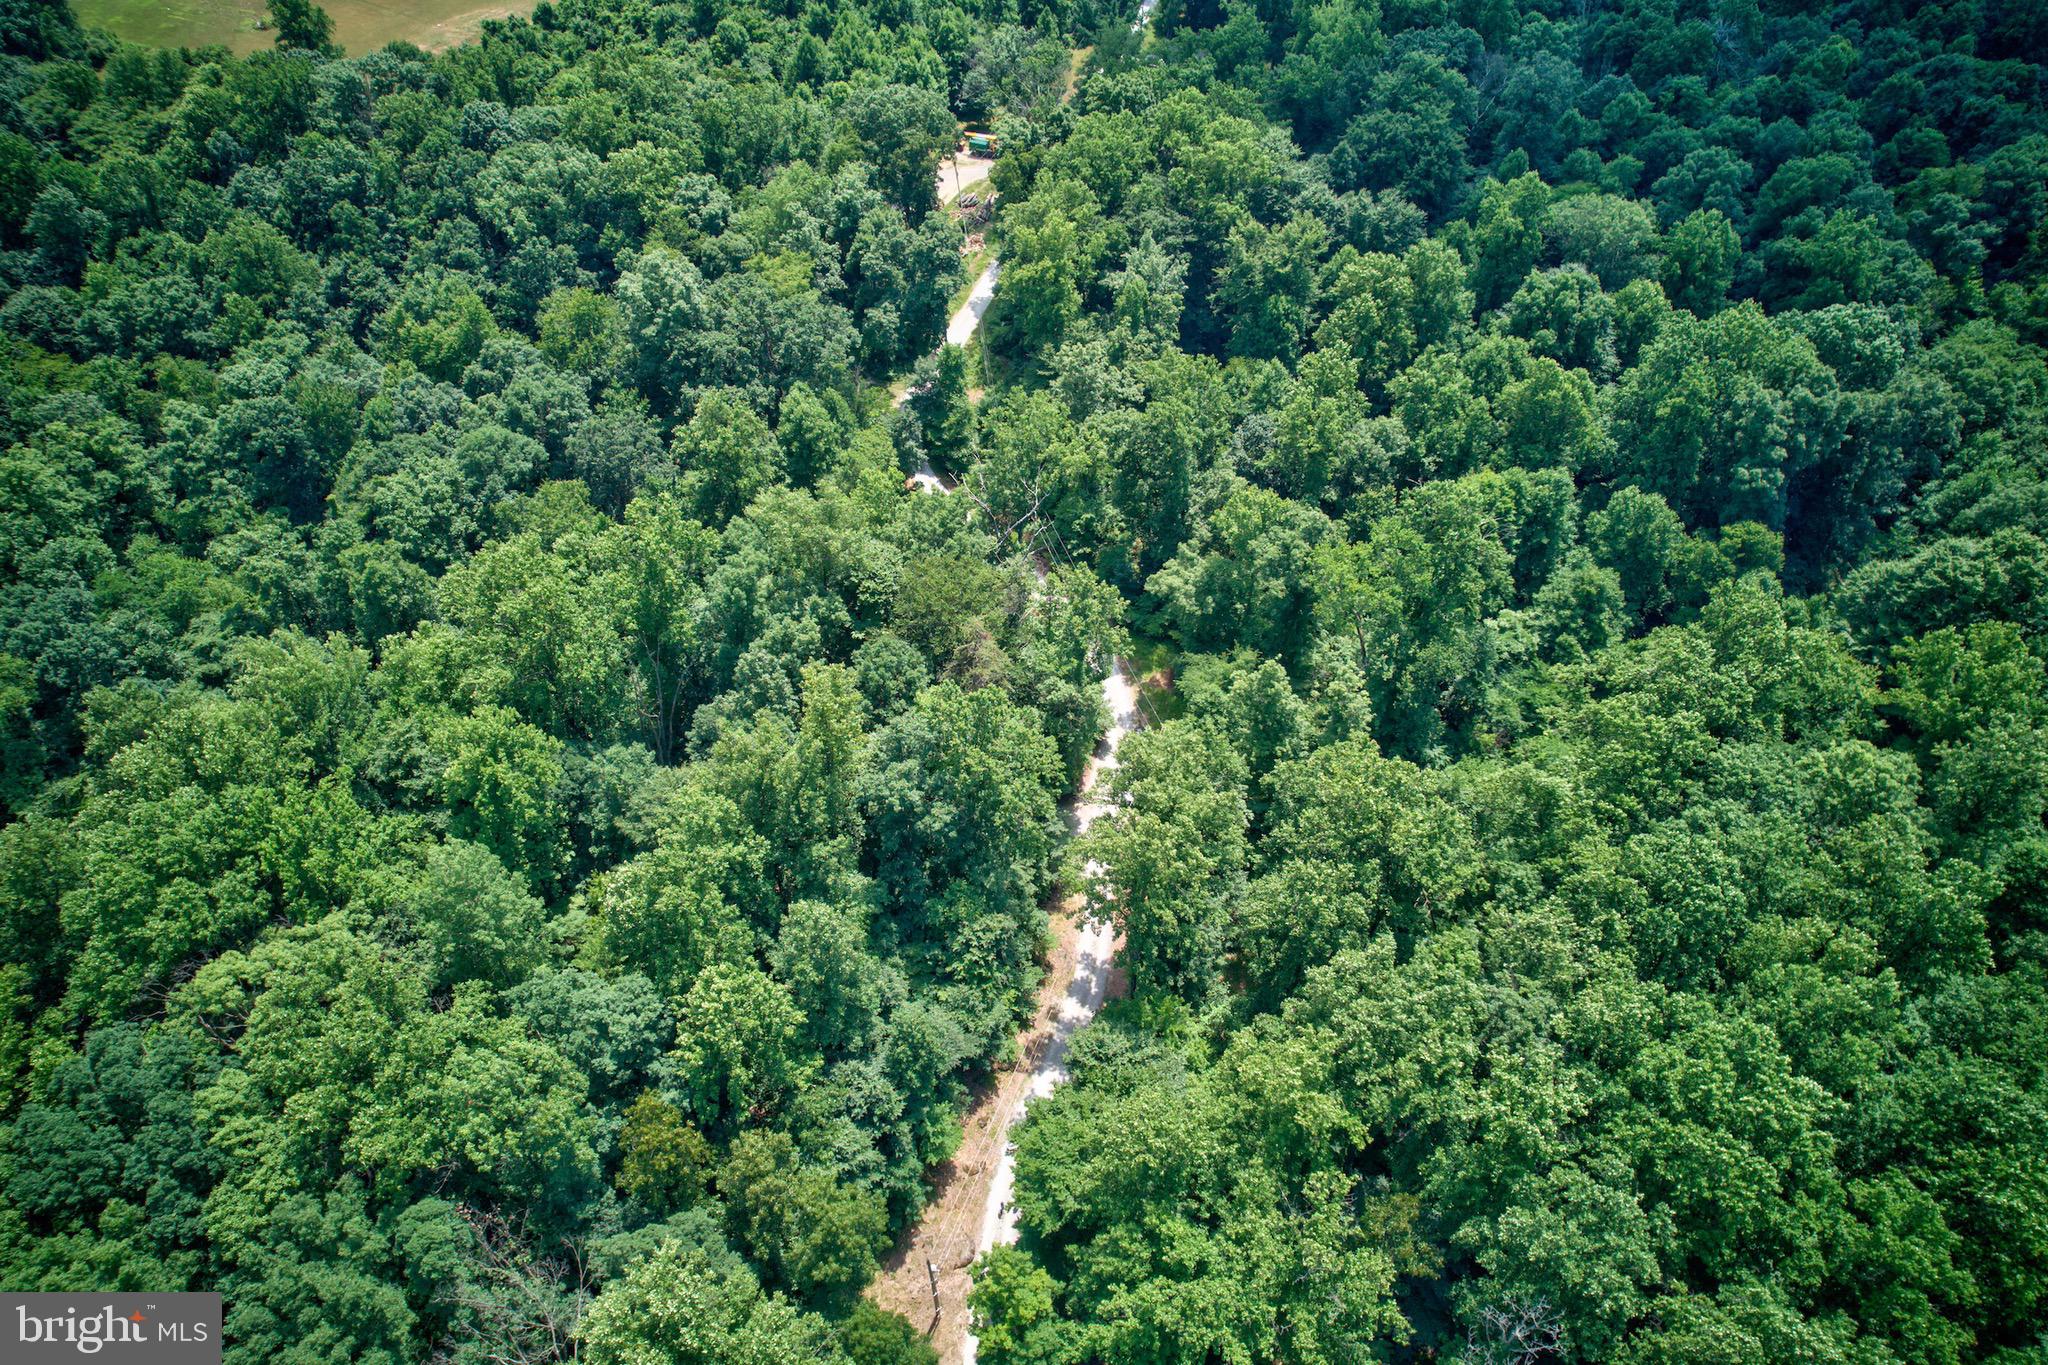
[{"left": 0, "top": 0, "right": 2044, "bottom": 1359}]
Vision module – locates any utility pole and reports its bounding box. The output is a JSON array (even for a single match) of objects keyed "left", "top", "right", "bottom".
[{"left": 923, "top": 1256, "right": 942, "bottom": 1336}]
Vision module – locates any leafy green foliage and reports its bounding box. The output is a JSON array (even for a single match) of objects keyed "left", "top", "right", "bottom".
[
  {"left": 0, "top": 0, "right": 1118, "bottom": 1348},
  {"left": 3, "top": 0, "right": 2048, "bottom": 1360},
  {"left": 957, "top": 0, "right": 2048, "bottom": 1360}
]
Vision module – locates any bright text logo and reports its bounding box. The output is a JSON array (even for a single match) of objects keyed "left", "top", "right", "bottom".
[{"left": 2, "top": 1295, "right": 219, "bottom": 1365}]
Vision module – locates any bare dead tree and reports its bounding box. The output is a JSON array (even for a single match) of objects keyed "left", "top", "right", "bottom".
[
  {"left": 1461, "top": 1294, "right": 1565, "bottom": 1365},
  {"left": 433, "top": 1207, "right": 597, "bottom": 1365}
]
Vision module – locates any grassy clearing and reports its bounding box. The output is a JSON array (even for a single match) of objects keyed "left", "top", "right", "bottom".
[
  {"left": 949, "top": 246, "right": 994, "bottom": 316},
  {"left": 69, "top": 0, "right": 535, "bottom": 55}
]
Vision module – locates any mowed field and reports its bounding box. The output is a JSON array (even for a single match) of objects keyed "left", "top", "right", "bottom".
[{"left": 68, "top": 0, "right": 537, "bottom": 56}]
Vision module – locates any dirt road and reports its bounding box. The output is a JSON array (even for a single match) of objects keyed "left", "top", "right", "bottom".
[
  {"left": 960, "top": 665, "right": 1141, "bottom": 1363},
  {"left": 896, "top": 258, "right": 999, "bottom": 492},
  {"left": 868, "top": 664, "right": 1143, "bottom": 1364},
  {"left": 947, "top": 262, "right": 1000, "bottom": 348},
  {"left": 939, "top": 152, "right": 997, "bottom": 204}
]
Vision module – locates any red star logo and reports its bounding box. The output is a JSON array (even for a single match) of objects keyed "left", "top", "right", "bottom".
[{"left": 128, "top": 1312, "right": 147, "bottom": 1323}]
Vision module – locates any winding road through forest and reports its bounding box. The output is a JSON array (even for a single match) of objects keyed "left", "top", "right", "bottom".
[{"left": 869, "top": 165, "right": 1151, "bottom": 1359}]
